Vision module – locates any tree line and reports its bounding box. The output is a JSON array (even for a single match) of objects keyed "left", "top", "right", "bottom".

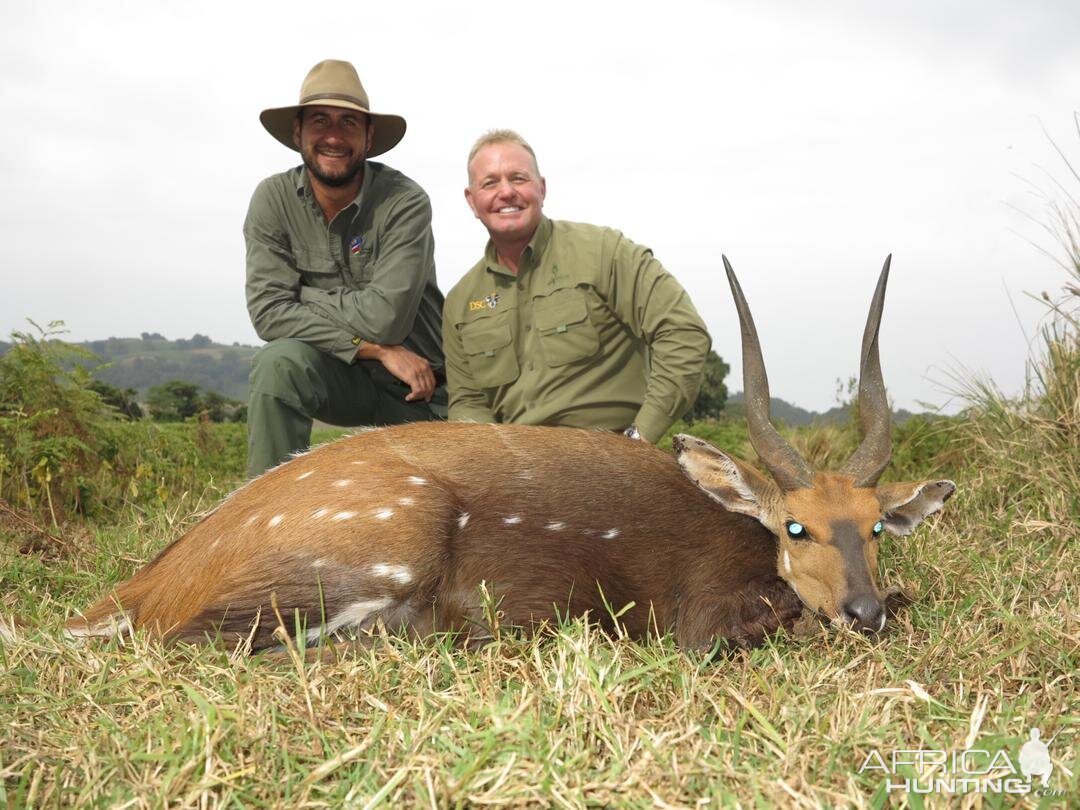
[{"left": 89, "top": 380, "right": 246, "bottom": 423}]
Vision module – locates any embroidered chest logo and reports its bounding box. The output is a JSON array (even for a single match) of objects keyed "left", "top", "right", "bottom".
[
  {"left": 349, "top": 235, "right": 366, "bottom": 255},
  {"left": 469, "top": 292, "right": 501, "bottom": 312}
]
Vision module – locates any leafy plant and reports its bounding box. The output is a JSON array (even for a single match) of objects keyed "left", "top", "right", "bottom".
[{"left": 0, "top": 321, "right": 111, "bottom": 522}]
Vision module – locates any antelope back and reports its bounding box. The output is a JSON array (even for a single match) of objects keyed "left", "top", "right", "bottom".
[{"left": 67, "top": 423, "right": 801, "bottom": 650}]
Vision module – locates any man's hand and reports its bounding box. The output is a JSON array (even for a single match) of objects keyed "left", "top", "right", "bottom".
[{"left": 357, "top": 342, "right": 436, "bottom": 402}]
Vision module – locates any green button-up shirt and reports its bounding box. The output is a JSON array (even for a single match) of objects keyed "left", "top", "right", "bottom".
[
  {"left": 443, "top": 218, "right": 710, "bottom": 442},
  {"left": 244, "top": 162, "right": 444, "bottom": 367}
]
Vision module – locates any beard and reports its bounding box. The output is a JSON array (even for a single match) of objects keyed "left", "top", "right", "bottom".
[{"left": 302, "top": 144, "right": 366, "bottom": 188}]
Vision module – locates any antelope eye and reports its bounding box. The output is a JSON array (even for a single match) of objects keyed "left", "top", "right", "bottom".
[
  {"left": 786, "top": 521, "right": 807, "bottom": 539},
  {"left": 872, "top": 521, "right": 884, "bottom": 537}
]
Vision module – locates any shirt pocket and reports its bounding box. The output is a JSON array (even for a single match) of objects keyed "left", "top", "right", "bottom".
[
  {"left": 459, "top": 317, "right": 520, "bottom": 388},
  {"left": 532, "top": 287, "right": 600, "bottom": 367},
  {"left": 293, "top": 246, "right": 341, "bottom": 288},
  {"left": 347, "top": 245, "right": 374, "bottom": 286}
]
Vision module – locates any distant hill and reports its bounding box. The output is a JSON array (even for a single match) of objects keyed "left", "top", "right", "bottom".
[
  {"left": 0, "top": 333, "right": 258, "bottom": 401},
  {"left": 83, "top": 334, "right": 257, "bottom": 400},
  {"left": 727, "top": 392, "right": 920, "bottom": 426}
]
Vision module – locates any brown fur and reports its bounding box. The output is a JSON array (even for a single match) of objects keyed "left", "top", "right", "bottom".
[
  {"left": 68, "top": 423, "right": 803, "bottom": 651},
  {"left": 779, "top": 473, "right": 885, "bottom": 617}
]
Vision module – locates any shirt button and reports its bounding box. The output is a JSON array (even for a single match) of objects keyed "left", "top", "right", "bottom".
[
  {"left": 525, "top": 324, "right": 532, "bottom": 332},
  {"left": 517, "top": 282, "right": 525, "bottom": 291},
  {"left": 527, "top": 361, "right": 535, "bottom": 371}
]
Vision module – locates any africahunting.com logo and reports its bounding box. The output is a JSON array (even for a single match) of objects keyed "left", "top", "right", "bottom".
[{"left": 858, "top": 727, "right": 1067, "bottom": 797}]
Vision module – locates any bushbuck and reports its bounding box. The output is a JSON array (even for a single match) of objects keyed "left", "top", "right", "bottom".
[{"left": 8, "top": 258, "right": 955, "bottom": 652}]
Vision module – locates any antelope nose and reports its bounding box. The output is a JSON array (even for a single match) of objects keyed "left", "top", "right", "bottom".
[{"left": 842, "top": 595, "right": 886, "bottom": 633}]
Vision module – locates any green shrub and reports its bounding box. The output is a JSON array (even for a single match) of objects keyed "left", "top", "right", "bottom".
[
  {"left": 0, "top": 322, "right": 112, "bottom": 522},
  {"left": 0, "top": 323, "right": 249, "bottom": 525}
]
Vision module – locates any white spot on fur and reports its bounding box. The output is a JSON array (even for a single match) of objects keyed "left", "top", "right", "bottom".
[
  {"left": 374, "top": 508, "right": 394, "bottom": 521},
  {"left": 601, "top": 528, "right": 620, "bottom": 540},
  {"left": 877, "top": 612, "right": 887, "bottom": 632},
  {"left": 503, "top": 515, "right": 522, "bottom": 525},
  {"left": 312, "top": 508, "right": 329, "bottom": 519},
  {"left": 545, "top": 521, "right": 566, "bottom": 531},
  {"left": 331, "top": 511, "right": 356, "bottom": 521},
  {"left": 783, "top": 550, "right": 792, "bottom": 574},
  {"left": 312, "top": 558, "right": 329, "bottom": 568},
  {"left": 517, "top": 470, "right": 534, "bottom": 481},
  {"left": 268, "top": 514, "right": 284, "bottom": 528},
  {"left": 370, "top": 563, "right": 413, "bottom": 585},
  {"left": 209, "top": 539, "right": 220, "bottom": 550},
  {"left": 350, "top": 460, "right": 366, "bottom": 466},
  {"left": 244, "top": 514, "right": 260, "bottom": 528},
  {"left": 398, "top": 497, "right": 416, "bottom": 506},
  {"left": 333, "top": 479, "right": 353, "bottom": 487},
  {"left": 407, "top": 476, "right": 427, "bottom": 486},
  {"left": 307, "top": 597, "right": 394, "bottom": 640},
  {"left": 458, "top": 512, "right": 470, "bottom": 529},
  {"left": 296, "top": 470, "right": 313, "bottom": 481}
]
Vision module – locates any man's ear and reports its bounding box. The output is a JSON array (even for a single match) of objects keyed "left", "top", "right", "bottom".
[
  {"left": 464, "top": 186, "right": 480, "bottom": 219},
  {"left": 292, "top": 114, "right": 302, "bottom": 149},
  {"left": 876, "top": 480, "right": 956, "bottom": 536},
  {"left": 672, "top": 434, "right": 780, "bottom": 524}
]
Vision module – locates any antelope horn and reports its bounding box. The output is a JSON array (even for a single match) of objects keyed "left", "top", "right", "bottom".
[
  {"left": 723, "top": 256, "right": 813, "bottom": 492},
  {"left": 840, "top": 256, "right": 893, "bottom": 487}
]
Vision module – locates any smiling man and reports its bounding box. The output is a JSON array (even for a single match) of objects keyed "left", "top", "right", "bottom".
[
  {"left": 443, "top": 130, "right": 711, "bottom": 442},
  {"left": 244, "top": 60, "right": 445, "bottom": 477}
]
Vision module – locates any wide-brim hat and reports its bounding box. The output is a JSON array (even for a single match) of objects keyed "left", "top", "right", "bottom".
[{"left": 259, "top": 60, "right": 407, "bottom": 158}]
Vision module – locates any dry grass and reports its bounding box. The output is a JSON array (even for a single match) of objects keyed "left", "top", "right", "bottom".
[{"left": 1, "top": 388, "right": 1077, "bottom": 808}]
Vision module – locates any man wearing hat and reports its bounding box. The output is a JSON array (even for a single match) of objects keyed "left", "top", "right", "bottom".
[
  {"left": 444, "top": 130, "right": 710, "bottom": 443},
  {"left": 245, "top": 60, "right": 446, "bottom": 477}
]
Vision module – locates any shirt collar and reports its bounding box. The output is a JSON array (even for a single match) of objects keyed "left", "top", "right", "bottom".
[
  {"left": 483, "top": 216, "right": 553, "bottom": 278},
  {"left": 294, "top": 165, "right": 369, "bottom": 221}
]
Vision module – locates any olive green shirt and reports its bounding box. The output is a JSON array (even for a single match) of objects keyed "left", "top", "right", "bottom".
[
  {"left": 443, "top": 218, "right": 710, "bottom": 442},
  {"left": 244, "top": 162, "right": 444, "bottom": 367}
]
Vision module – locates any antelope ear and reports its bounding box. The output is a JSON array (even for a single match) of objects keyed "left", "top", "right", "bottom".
[
  {"left": 877, "top": 480, "right": 956, "bottom": 536},
  {"left": 672, "top": 434, "right": 780, "bottom": 524}
]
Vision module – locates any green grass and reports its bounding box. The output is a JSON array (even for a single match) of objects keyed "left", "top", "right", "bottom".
[{"left": 1, "top": 402, "right": 1077, "bottom": 807}]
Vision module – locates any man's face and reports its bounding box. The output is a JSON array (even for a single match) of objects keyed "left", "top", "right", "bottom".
[
  {"left": 465, "top": 142, "right": 546, "bottom": 244},
  {"left": 293, "top": 105, "right": 373, "bottom": 188}
]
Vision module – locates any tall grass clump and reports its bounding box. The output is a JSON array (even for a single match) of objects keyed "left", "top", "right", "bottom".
[{"left": 947, "top": 118, "right": 1080, "bottom": 533}]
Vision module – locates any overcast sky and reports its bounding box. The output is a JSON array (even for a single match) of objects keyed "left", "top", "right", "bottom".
[{"left": 2, "top": 0, "right": 1077, "bottom": 412}]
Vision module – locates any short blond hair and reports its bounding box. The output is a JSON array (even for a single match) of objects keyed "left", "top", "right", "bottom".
[{"left": 466, "top": 129, "right": 540, "bottom": 182}]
